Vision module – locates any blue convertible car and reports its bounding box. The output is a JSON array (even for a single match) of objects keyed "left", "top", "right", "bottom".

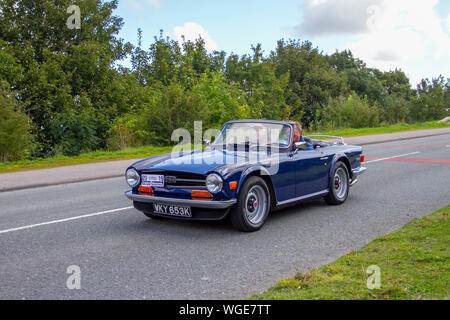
[{"left": 125, "top": 120, "right": 366, "bottom": 232}]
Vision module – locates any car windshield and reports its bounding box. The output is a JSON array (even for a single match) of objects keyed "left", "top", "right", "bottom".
[{"left": 213, "top": 122, "right": 292, "bottom": 148}]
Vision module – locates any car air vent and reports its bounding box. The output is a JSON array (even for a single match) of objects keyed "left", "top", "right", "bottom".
[{"left": 141, "top": 170, "right": 207, "bottom": 189}]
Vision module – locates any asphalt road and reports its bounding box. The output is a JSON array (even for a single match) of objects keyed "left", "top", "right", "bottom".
[{"left": 0, "top": 134, "right": 449, "bottom": 299}]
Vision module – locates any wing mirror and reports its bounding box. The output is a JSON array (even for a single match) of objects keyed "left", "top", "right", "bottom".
[
  {"left": 203, "top": 139, "right": 211, "bottom": 147},
  {"left": 294, "top": 141, "right": 308, "bottom": 150}
]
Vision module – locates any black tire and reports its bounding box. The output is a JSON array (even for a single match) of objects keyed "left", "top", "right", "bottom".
[
  {"left": 324, "top": 161, "right": 350, "bottom": 205},
  {"left": 142, "top": 212, "right": 166, "bottom": 220},
  {"left": 230, "top": 176, "right": 271, "bottom": 232}
]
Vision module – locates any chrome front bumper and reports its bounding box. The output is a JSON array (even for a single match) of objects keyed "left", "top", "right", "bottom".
[{"left": 125, "top": 191, "right": 237, "bottom": 209}]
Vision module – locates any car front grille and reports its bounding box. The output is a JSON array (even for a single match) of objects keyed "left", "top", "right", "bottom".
[{"left": 140, "top": 170, "right": 207, "bottom": 189}]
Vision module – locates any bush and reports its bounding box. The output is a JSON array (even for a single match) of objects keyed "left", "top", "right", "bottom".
[
  {"left": 380, "top": 95, "right": 409, "bottom": 124},
  {"left": 319, "top": 94, "right": 380, "bottom": 129},
  {"left": 106, "top": 112, "right": 152, "bottom": 150},
  {"left": 0, "top": 82, "right": 34, "bottom": 162},
  {"left": 144, "top": 82, "right": 202, "bottom": 145},
  {"left": 51, "top": 108, "right": 100, "bottom": 156}
]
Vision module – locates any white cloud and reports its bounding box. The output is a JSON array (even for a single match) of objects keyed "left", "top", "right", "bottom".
[
  {"left": 298, "top": 0, "right": 384, "bottom": 36},
  {"left": 338, "top": 0, "right": 450, "bottom": 85},
  {"left": 373, "top": 50, "right": 399, "bottom": 62},
  {"left": 173, "top": 22, "right": 218, "bottom": 52},
  {"left": 446, "top": 13, "right": 450, "bottom": 31}
]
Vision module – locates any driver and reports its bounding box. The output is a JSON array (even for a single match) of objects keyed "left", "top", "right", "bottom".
[{"left": 289, "top": 121, "right": 313, "bottom": 150}]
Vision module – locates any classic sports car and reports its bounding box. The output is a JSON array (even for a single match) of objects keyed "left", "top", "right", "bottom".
[{"left": 125, "top": 120, "right": 366, "bottom": 232}]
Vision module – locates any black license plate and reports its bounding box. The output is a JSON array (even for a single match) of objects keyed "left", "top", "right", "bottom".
[{"left": 153, "top": 203, "right": 192, "bottom": 217}]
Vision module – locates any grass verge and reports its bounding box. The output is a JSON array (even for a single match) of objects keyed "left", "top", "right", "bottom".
[
  {"left": 0, "top": 121, "right": 449, "bottom": 174},
  {"left": 306, "top": 121, "right": 450, "bottom": 137},
  {"left": 253, "top": 205, "right": 450, "bottom": 300},
  {"left": 0, "top": 146, "right": 173, "bottom": 173}
]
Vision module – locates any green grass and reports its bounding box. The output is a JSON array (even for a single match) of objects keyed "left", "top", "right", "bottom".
[
  {"left": 306, "top": 121, "right": 450, "bottom": 137},
  {"left": 253, "top": 205, "right": 450, "bottom": 300},
  {"left": 0, "top": 146, "right": 173, "bottom": 173},
  {"left": 0, "top": 121, "right": 449, "bottom": 174}
]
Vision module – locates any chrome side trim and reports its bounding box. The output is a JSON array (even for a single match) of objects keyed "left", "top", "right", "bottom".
[
  {"left": 276, "top": 189, "right": 329, "bottom": 207},
  {"left": 125, "top": 191, "right": 237, "bottom": 209}
]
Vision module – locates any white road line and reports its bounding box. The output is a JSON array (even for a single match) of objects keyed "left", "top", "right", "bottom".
[
  {"left": 365, "top": 151, "right": 421, "bottom": 164},
  {"left": 0, "top": 206, "right": 133, "bottom": 235}
]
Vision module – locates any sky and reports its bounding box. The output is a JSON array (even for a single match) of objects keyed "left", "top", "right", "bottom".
[{"left": 115, "top": 0, "right": 450, "bottom": 86}]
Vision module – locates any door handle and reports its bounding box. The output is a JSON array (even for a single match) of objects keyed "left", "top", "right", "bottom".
[{"left": 320, "top": 157, "right": 329, "bottom": 160}]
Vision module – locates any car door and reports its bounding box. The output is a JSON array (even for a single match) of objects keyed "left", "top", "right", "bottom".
[
  {"left": 269, "top": 151, "right": 297, "bottom": 202},
  {"left": 291, "top": 148, "right": 332, "bottom": 197}
]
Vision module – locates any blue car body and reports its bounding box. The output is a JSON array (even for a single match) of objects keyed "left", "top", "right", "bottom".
[{"left": 125, "top": 120, "right": 367, "bottom": 221}]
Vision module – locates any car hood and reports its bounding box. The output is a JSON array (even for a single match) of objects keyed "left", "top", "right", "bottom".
[{"left": 131, "top": 149, "right": 251, "bottom": 175}]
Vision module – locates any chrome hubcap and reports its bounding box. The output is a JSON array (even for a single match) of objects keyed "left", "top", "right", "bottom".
[
  {"left": 245, "top": 185, "right": 267, "bottom": 225},
  {"left": 334, "top": 168, "right": 348, "bottom": 200}
]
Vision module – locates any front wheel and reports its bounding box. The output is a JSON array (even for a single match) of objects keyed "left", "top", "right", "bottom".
[
  {"left": 324, "top": 161, "right": 350, "bottom": 205},
  {"left": 230, "top": 176, "right": 271, "bottom": 232}
]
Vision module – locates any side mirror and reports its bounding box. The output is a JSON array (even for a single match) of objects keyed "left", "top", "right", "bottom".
[
  {"left": 294, "top": 141, "right": 308, "bottom": 150},
  {"left": 203, "top": 139, "right": 211, "bottom": 147}
]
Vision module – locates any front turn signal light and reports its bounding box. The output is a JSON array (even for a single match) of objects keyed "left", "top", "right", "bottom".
[
  {"left": 229, "top": 181, "right": 238, "bottom": 190},
  {"left": 138, "top": 186, "right": 154, "bottom": 194},
  {"left": 191, "top": 190, "right": 213, "bottom": 199}
]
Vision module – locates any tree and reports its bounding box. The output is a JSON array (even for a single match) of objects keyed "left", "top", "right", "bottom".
[
  {"left": 0, "top": 0, "right": 131, "bottom": 156},
  {"left": 191, "top": 72, "right": 248, "bottom": 128},
  {"left": 146, "top": 30, "right": 182, "bottom": 86},
  {"left": 131, "top": 28, "right": 149, "bottom": 86},
  {"left": 269, "top": 40, "right": 348, "bottom": 127},
  {"left": 328, "top": 50, "right": 386, "bottom": 105},
  {"left": 327, "top": 50, "right": 366, "bottom": 72},
  {"left": 0, "top": 41, "right": 23, "bottom": 87},
  {"left": 409, "top": 76, "right": 448, "bottom": 122},
  {"left": 373, "top": 69, "right": 413, "bottom": 100},
  {"left": 224, "top": 44, "right": 289, "bottom": 120}
]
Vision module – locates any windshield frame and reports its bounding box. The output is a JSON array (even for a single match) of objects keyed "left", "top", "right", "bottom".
[{"left": 212, "top": 121, "right": 294, "bottom": 150}]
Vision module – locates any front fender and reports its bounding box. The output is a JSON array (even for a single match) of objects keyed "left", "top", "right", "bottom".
[{"left": 236, "top": 166, "right": 273, "bottom": 195}]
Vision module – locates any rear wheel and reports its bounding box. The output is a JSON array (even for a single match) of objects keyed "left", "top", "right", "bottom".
[
  {"left": 324, "top": 161, "right": 349, "bottom": 205},
  {"left": 230, "top": 176, "right": 270, "bottom": 232}
]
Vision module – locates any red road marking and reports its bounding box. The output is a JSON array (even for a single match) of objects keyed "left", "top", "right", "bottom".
[
  {"left": 366, "top": 157, "right": 450, "bottom": 164},
  {"left": 423, "top": 137, "right": 450, "bottom": 141},
  {"left": 385, "top": 158, "right": 450, "bottom": 164}
]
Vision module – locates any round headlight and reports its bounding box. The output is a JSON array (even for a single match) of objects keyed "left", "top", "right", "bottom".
[
  {"left": 126, "top": 168, "right": 140, "bottom": 188},
  {"left": 206, "top": 173, "right": 223, "bottom": 193}
]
